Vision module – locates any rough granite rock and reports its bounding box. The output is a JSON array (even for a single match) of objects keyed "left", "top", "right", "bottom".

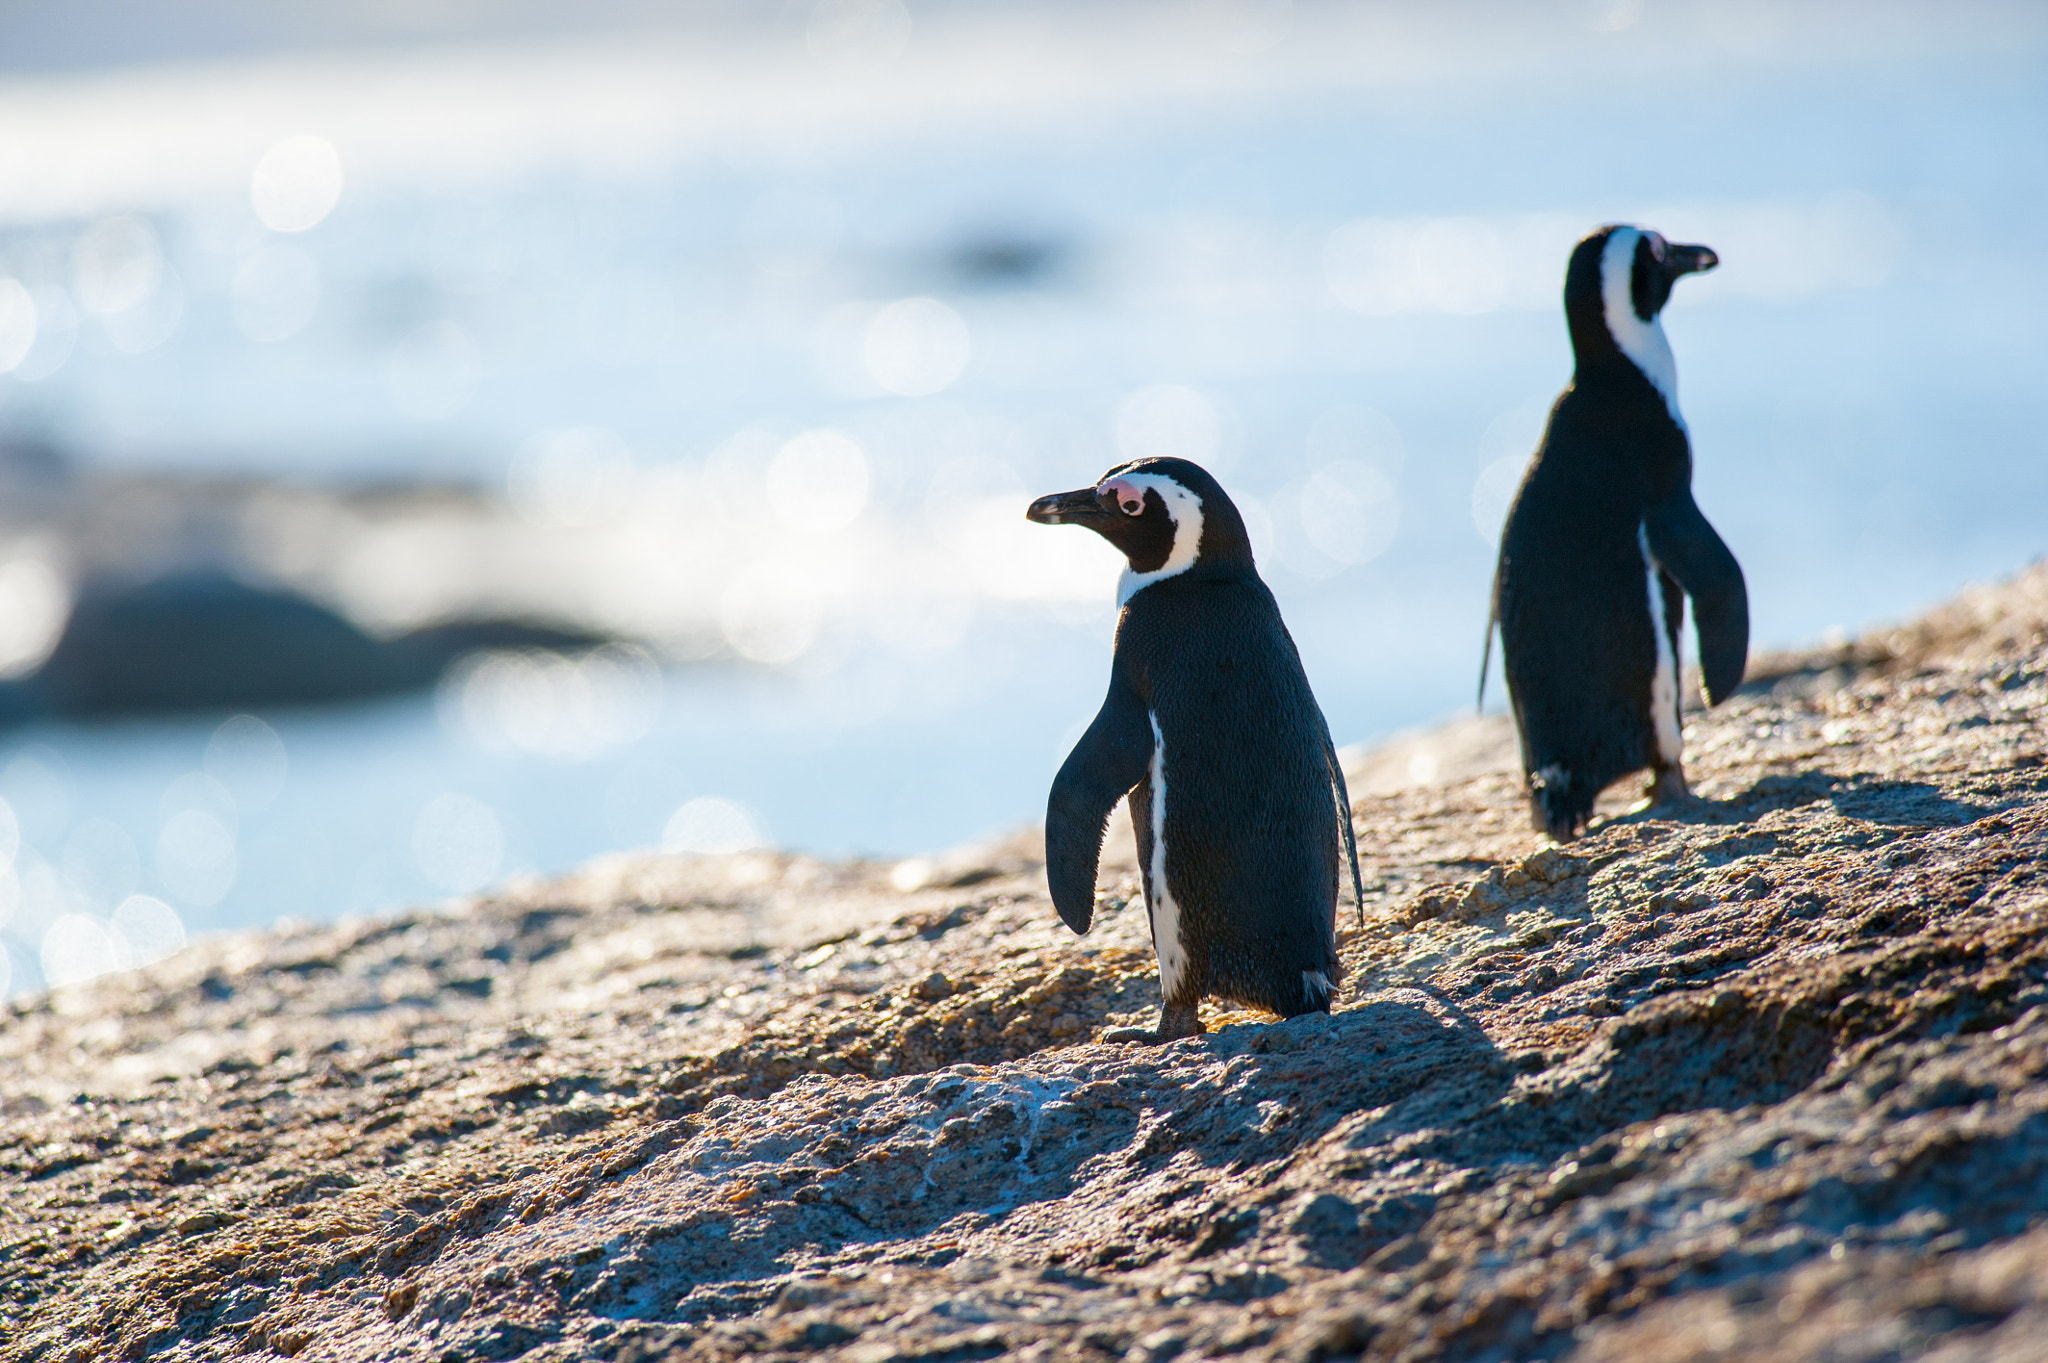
[{"left": 3, "top": 561, "right": 2046, "bottom": 1363}]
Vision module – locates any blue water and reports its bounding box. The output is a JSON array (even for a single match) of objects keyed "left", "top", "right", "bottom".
[{"left": 1, "top": 16, "right": 2045, "bottom": 993}]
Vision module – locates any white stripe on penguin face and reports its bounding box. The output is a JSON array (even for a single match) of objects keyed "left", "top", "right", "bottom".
[
  {"left": 1113, "top": 473, "right": 1206, "bottom": 607},
  {"left": 1600, "top": 227, "right": 1684, "bottom": 426},
  {"left": 1145, "top": 710, "right": 1188, "bottom": 1001}
]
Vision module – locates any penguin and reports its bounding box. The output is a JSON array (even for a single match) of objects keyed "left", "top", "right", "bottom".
[
  {"left": 1026, "top": 457, "right": 1364, "bottom": 1041},
  {"left": 1484, "top": 224, "right": 1749, "bottom": 840}
]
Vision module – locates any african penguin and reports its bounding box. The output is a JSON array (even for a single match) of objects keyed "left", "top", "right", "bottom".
[
  {"left": 1026, "top": 456, "right": 1364, "bottom": 1041},
  {"left": 1484, "top": 224, "right": 1749, "bottom": 840}
]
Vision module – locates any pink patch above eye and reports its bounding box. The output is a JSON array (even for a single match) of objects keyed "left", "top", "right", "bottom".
[{"left": 1100, "top": 477, "right": 1146, "bottom": 516}]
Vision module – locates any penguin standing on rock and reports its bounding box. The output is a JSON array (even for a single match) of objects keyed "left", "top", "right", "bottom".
[
  {"left": 1026, "top": 457, "right": 1363, "bottom": 1042},
  {"left": 1487, "top": 224, "right": 1749, "bottom": 841}
]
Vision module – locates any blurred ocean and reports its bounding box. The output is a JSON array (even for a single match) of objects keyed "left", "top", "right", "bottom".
[{"left": 0, "top": 0, "right": 2044, "bottom": 994}]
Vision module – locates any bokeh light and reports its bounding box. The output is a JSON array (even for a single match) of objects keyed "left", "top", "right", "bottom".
[
  {"left": 1306, "top": 405, "right": 1405, "bottom": 478},
  {"left": 12, "top": 285, "right": 76, "bottom": 381},
  {"left": 509, "top": 428, "right": 638, "bottom": 527},
  {"left": 413, "top": 792, "right": 504, "bottom": 895},
  {"left": 62, "top": 816, "right": 140, "bottom": 910},
  {"left": 157, "top": 772, "right": 239, "bottom": 907},
  {"left": 251, "top": 136, "right": 344, "bottom": 233},
  {"left": 72, "top": 217, "right": 163, "bottom": 315},
  {"left": 0, "top": 279, "right": 36, "bottom": 372},
  {"left": 862, "top": 298, "right": 971, "bottom": 397},
  {"left": 157, "top": 808, "right": 237, "bottom": 906},
  {"left": 768, "top": 430, "right": 871, "bottom": 532},
  {"left": 71, "top": 215, "right": 182, "bottom": 353},
  {"left": 39, "top": 913, "right": 117, "bottom": 988},
  {"left": 1470, "top": 400, "right": 1552, "bottom": 541},
  {"left": 1470, "top": 461, "right": 1525, "bottom": 543},
  {"left": 663, "top": 797, "right": 770, "bottom": 855},
  {"left": 1299, "top": 462, "right": 1399, "bottom": 567},
  {"left": 231, "top": 245, "right": 322, "bottom": 343},
  {"left": 443, "top": 646, "right": 664, "bottom": 758},
  {"left": 0, "top": 799, "right": 20, "bottom": 931},
  {"left": 1115, "top": 385, "right": 1228, "bottom": 472},
  {"left": 204, "top": 716, "right": 289, "bottom": 813},
  {"left": 2, "top": 749, "right": 73, "bottom": 850},
  {"left": 112, "top": 893, "right": 186, "bottom": 966},
  {"left": 720, "top": 564, "right": 827, "bottom": 665},
  {"left": 0, "top": 556, "right": 72, "bottom": 678}
]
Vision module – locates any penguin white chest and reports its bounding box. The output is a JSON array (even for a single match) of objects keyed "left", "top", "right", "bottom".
[
  {"left": 1144, "top": 711, "right": 1189, "bottom": 999},
  {"left": 1638, "top": 523, "right": 1682, "bottom": 763}
]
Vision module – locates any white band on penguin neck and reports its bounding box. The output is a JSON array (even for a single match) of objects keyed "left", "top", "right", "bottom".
[
  {"left": 1600, "top": 227, "right": 1683, "bottom": 426},
  {"left": 1113, "top": 474, "right": 1205, "bottom": 606}
]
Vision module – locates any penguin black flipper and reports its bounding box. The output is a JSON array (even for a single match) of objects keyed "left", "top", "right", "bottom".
[
  {"left": 1046, "top": 666, "right": 1152, "bottom": 935},
  {"left": 1644, "top": 488, "right": 1749, "bottom": 705}
]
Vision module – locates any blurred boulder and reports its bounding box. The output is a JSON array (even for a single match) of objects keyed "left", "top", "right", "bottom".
[
  {"left": 948, "top": 233, "right": 1068, "bottom": 288},
  {"left": 0, "top": 431, "right": 74, "bottom": 498},
  {"left": 18, "top": 571, "right": 609, "bottom": 723}
]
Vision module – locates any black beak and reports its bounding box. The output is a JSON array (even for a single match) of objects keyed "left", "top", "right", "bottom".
[
  {"left": 1665, "top": 243, "right": 1718, "bottom": 279},
  {"left": 1026, "top": 487, "right": 1109, "bottom": 526}
]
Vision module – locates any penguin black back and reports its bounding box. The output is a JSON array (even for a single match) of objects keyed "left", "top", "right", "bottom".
[
  {"left": 1490, "top": 225, "right": 1749, "bottom": 840},
  {"left": 1027, "top": 457, "right": 1363, "bottom": 1040}
]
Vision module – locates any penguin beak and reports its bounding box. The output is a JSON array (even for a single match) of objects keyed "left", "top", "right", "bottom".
[
  {"left": 1026, "top": 488, "right": 1111, "bottom": 526},
  {"left": 1664, "top": 243, "right": 1718, "bottom": 279}
]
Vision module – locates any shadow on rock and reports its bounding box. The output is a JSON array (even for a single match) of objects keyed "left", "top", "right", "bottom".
[
  {"left": 1531, "top": 986, "right": 1839, "bottom": 1134},
  {"left": 565, "top": 1066, "right": 1147, "bottom": 1325},
  {"left": 1712, "top": 771, "right": 2003, "bottom": 829},
  {"left": 1302, "top": 983, "right": 1847, "bottom": 1276},
  {"left": 1079, "top": 997, "right": 1511, "bottom": 1274},
  {"left": 561, "top": 999, "right": 1504, "bottom": 1325},
  {"left": 1829, "top": 779, "right": 1996, "bottom": 827},
  {"left": 1181, "top": 996, "right": 1509, "bottom": 1171}
]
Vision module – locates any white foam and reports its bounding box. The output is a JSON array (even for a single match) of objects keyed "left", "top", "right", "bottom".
[
  {"left": 1115, "top": 473, "right": 1206, "bottom": 606},
  {"left": 1145, "top": 710, "right": 1188, "bottom": 1001},
  {"left": 1599, "top": 227, "right": 1683, "bottom": 425},
  {"left": 1638, "top": 523, "right": 1682, "bottom": 763}
]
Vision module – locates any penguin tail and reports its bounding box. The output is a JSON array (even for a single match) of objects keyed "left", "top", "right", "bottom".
[
  {"left": 1288, "top": 968, "right": 1339, "bottom": 1017},
  {"left": 1528, "top": 764, "right": 1588, "bottom": 842}
]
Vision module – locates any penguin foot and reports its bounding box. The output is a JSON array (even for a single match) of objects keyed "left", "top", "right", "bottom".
[
  {"left": 1102, "top": 1002, "right": 1206, "bottom": 1045},
  {"left": 1649, "top": 766, "right": 1690, "bottom": 805},
  {"left": 1526, "top": 765, "right": 1585, "bottom": 841},
  {"left": 1529, "top": 800, "right": 1581, "bottom": 842}
]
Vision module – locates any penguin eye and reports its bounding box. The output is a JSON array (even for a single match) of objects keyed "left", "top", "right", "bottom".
[
  {"left": 1100, "top": 477, "right": 1147, "bottom": 517},
  {"left": 1646, "top": 233, "right": 1667, "bottom": 262}
]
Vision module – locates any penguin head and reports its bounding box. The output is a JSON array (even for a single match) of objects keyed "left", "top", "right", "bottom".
[
  {"left": 1563, "top": 225, "right": 1717, "bottom": 412},
  {"left": 1024, "top": 456, "right": 1253, "bottom": 598}
]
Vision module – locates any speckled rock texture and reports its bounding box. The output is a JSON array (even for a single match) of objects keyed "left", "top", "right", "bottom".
[{"left": 4, "top": 562, "right": 2046, "bottom": 1363}]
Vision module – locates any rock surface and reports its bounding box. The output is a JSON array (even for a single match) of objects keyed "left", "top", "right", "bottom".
[{"left": 4, "top": 562, "right": 2047, "bottom": 1363}]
